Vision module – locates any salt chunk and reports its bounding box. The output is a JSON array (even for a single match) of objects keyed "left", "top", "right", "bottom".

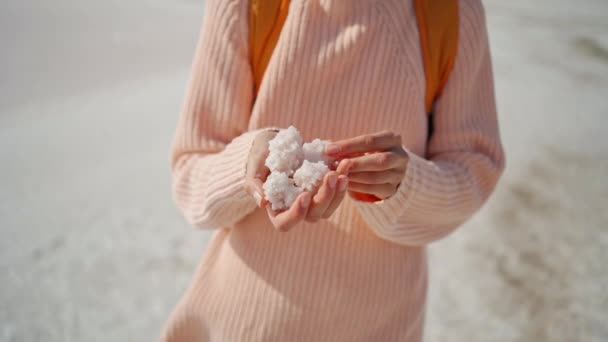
[
  {"left": 293, "top": 160, "right": 330, "bottom": 192},
  {"left": 303, "top": 138, "right": 332, "bottom": 164},
  {"left": 265, "top": 126, "right": 304, "bottom": 175},
  {"left": 263, "top": 172, "right": 304, "bottom": 211}
]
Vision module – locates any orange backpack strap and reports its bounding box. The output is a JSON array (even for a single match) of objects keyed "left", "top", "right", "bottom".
[
  {"left": 414, "top": 0, "right": 459, "bottom": 114},
  {"left": 249, "top": 0, "right": 290, "bottom": 97}
]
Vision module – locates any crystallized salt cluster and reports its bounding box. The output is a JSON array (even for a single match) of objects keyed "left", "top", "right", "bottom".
[
  {"left": 265, "top": 126, "right": 304, "bottom": 175},
  {"left": 293, "top": 160, "right": 330, "bottom": 191},
  {"left": 262, "top": 172, "right": 303, "bottom": 211},
  {"left": 263, "top": 126, "right": 332, "bottom": 210},
  {"left": 303, "top": 139, "right": 332, "bottom": 164}
]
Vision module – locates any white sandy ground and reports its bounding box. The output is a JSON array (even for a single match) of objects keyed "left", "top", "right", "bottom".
[{"left": 1, "top": 0, "right": 607, "bottom": 341}]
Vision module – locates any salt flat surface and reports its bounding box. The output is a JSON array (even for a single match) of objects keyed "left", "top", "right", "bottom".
[{"left": 1, "top": 0, "right": 607, "bottom": 341}]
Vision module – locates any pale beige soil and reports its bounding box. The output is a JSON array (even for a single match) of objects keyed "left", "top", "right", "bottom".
[{"left": 1, "top": 1, "right": 607, "bottom": 341}]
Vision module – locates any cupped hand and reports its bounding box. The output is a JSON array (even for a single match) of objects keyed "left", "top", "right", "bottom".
[
  {"left": 268, "top": 171, "right": 349, "bottom": 231},
  {"left": 244, "top": 129, "right": 278, "bottom": 208},
  {"left": 266, "top": 192, "right": 312, "bottom": 232},
  {"left": 304, "top": 171, "right": 349, "bottom": 223},
  {"left": 325, "top": 131, "right": 408, "bottom": 200},
  {"left": 242, "top": 130, "right": 310, "bottom": 232},
  {"left": 244, "top": 129, "right": 350, "bottom": 232}
]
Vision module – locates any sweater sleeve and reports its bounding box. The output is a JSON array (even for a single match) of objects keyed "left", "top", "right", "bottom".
[
  {"left": 353, "top": 0, "right": 506, "bottom": 246},
  {"left": 170, "top": 0, "right": 270, "bottom": 229}
]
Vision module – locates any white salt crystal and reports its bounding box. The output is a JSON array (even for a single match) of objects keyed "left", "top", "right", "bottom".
[
  {"left": 265, "top": 126, "right": 304, "bottom": 175},
  {"left": 263, "top": 172, "right": 304, "bottom": 211},
  {"left": 303, "top": 138, "right": 332, "bottom": 164},
  {"left": 262, "top": 126, "right": 336, "bottom": 210},
  {"left": 293, "top": 160, "right": 330, "bottom": 192}
]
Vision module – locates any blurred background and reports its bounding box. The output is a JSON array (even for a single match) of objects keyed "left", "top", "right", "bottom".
[{"left": 1, "top": 0, "right": 607, "bottom": 341}]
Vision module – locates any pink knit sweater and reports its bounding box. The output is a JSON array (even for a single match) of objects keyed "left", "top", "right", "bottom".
[{"left": 162, "top": 0, "right": 505, "bottom": 340}]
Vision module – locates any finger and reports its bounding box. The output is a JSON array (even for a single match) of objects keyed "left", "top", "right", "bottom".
[
  {"left": 335, "top": 159, "right": 352, "bottom": 175},
  {"left": 246, "top": 144, "right": 271, "bottom": 180},
  {"left": 330, "top": 153, "right": 365, "bottom": 170},
  {"left": 306, "top": 172, "right": 338, "bottom": 222},
  {"left": 347, "top": 170, "right": 404, "bottom": 185},
  {"left": 325, "top": 131, "right": 401, "bottom": 157},
  {"left": 267, "top": 192, "right": 312, "bottom": 232},
  {"left": 245, "top": 178, "right": 267, "bottom": 208},
  {"left": 347, "top": 182, "right": 397, "bottom": 199},
  {"left": 347, "top": 152, "right": 405, "bottom": 172},
  {"left": 322, "top": 175, "right": 348, "bottom": 219}
]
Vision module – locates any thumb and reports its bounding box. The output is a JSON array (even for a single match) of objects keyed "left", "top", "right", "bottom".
[{"left": 246, "top": 178, "right": 267, "bottom": 208}]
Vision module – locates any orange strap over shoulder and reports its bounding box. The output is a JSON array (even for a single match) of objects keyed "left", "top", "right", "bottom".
[
  {"left": 414, "top": 0, "right": 459, "bottom": 114},
  {"left": 249, "top": 0, "right": 290, "bottom": 96},
  {"left": 249, "top": 0, "right": 458, "bottom": 112}
]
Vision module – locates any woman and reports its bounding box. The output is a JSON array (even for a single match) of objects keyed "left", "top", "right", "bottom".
[{"left": 163, "top": 0, "right": 505, "bottom": 340}]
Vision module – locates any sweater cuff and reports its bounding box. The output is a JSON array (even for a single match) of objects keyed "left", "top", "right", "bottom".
[
  {"left": 215, "top": 127, "right": 280, "bottom": 211},
  {"left": 173, "top": 127, "right": 281, "bottom": 229},
  {"left": 352, "top": 148, "right": 425, "bottom": 237}
]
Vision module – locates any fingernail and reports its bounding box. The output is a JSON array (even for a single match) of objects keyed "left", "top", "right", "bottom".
[
  {"left": 329, "top": 174, "right": 338, "bottom": 189},
  {"left": 301, "top": 193, "right": 311, "bottom": 208},
  {"left": 325, "top": 144, "right": 341, "bottom": 155},
  {"left": 253, "top": 192, "right": 262, "bottom": 207},
  {"left": 338, "top": 177, "right": 348, "bottom": 191}
]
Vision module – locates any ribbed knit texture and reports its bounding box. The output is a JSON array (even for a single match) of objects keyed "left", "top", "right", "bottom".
[{"left": 163, "top": 0, "right": 505, "bottom": 341}]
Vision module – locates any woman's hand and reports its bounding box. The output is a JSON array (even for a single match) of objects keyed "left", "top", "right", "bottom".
[
  {"left": 245, "top": 130, "right": 278, "bottom": 208},
  {"left": 267, "top": 171, "right": 348, "bottom": 231},
  {"left": 304, "top": 171, "right": 348, "bottom": 223},
  {"left": 245, "top": 129, "right": 349, "bottom": 231},
  {"left": 265, "top": 192, "right": 313, "bottom": 232},
  {"left": 326, "top": 131, "right": 408, "bottom": 200},
  {"left": 244, "top": 130, "right": 310, "bottom": 231}
]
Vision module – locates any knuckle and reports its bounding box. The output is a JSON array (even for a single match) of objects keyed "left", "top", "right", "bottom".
[
  {"left": 379, "top": 130, "right": 393, "bottom": 138},
  {"left": 363, "top": 135, "right": 376, "bottom": 147},
  {"left": 376, "top": 154, "right": 391, "bottom": 167}
]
